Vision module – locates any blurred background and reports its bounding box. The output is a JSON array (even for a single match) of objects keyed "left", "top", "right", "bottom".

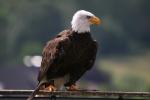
[{"left": 0, "top": 0, "right": 150, "bottom": 92}]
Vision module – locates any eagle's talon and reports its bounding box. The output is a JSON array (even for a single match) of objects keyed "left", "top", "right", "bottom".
[
  {"left": 66, "top": 84, "right": 79, "bottom": 91},
  {"left": 45, "top": 85, "right": 57, "bottom": 92}
]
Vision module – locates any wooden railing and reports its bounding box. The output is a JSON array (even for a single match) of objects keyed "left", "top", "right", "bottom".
[{"left": 0, "top": 90, "right": 149, "bottom": 100}]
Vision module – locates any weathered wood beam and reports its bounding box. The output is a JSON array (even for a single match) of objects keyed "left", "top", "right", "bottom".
[{"left": 0, "top": 90, "right": 149, "bottom": 98}]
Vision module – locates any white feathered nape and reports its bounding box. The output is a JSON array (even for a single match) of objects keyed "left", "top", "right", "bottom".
[{"left": 71, "top": 10, "right": 94, "bottom": 33}]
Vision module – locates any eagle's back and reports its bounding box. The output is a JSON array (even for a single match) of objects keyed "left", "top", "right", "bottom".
[{"left": 38, "top": 29, "right": 97, "bottom": 83}]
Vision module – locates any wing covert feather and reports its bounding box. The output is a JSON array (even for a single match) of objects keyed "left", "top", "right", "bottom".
[{"left": 38, "top": 37, "right": 71, "bottom": 81}]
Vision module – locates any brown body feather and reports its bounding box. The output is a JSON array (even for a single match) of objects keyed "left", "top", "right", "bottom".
[{"left": 27, "top": 29, "right": 97, "bottom": 100}]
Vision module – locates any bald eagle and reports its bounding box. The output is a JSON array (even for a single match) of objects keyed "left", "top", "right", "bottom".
[{"left": 27, "top": 10, "right": 101, "bottom": 100}]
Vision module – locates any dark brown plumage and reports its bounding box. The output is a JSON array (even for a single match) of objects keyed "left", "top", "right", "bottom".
[
  {"left": 39, "top": 29, "right": 97, "bottom": 85},
  {"left": 27, "top": 10, "right": 101, "bottom": 100},
  {"left": 27, "top": 29, "right": 97, "bottom": 100}
]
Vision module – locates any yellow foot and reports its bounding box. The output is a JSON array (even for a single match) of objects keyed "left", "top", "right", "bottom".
[
  {"left": 45, "top": 85, "right": 57, "bottom": 92},
  {"left": 66, "top": 84, "right": 79, "bottom": 91}
]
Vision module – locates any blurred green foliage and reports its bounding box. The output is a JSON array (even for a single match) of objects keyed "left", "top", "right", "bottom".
[
  {"left": 98, "top": 53, "right": 150, "bottom": 91},
  {"left": 0, "top": 0, "right": 150, "bottom": 91}
]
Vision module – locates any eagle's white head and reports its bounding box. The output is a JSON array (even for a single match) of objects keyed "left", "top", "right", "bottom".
[{"left": 71, "top": 10, "right": 101, "bottom": 33}]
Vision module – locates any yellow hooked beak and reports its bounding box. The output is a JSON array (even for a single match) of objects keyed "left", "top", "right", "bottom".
[{"left": 89, "top": 16, "right": 102, "bottom": 25}]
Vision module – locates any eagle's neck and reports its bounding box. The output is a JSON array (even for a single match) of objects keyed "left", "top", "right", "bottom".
[
  {"left": 71, "top": 19, "right": 90, "bottom": 33},
  {"left": 71, "top": 29, "right": 92, "bottom": 41}
]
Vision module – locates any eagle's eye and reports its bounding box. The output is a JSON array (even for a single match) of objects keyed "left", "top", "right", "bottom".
[{"left": 86, "top": 15, "right": 92, "bottom": 19}]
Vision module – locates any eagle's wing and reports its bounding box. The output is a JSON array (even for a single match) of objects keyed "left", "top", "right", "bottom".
[{"left": 38, "top": 36, "right": 71, "bottom": 82}]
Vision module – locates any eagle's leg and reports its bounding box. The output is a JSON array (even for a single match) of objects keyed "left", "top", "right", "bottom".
[
  {"left": 45, "top": 85, "right": 57, "bottom": 92},
  {"left": 65, "top": 82, "right": 79, "bottom": 91},
  {"left": 66, "top": 84, "right": 79, "bottom": 91},
  {"left": 65, "top": 68, "right": 87, "bottom": 91},
  {"left": 44, "top": 81, "right": 57, "bottom": 92}
]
